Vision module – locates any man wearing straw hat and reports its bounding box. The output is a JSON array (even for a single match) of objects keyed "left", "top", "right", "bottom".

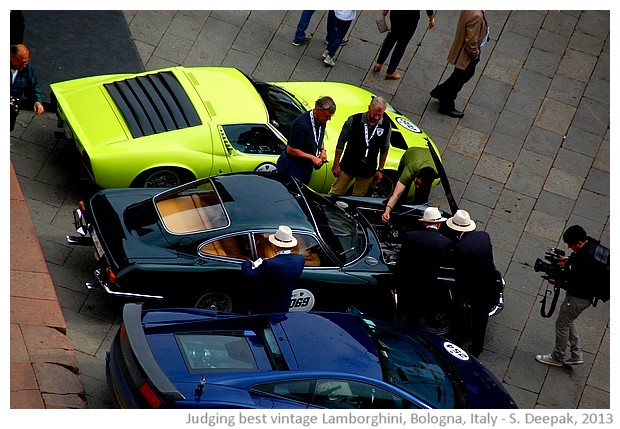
[
  {"left": 241, "top": 225, "right": 305, "bottom": 314},
  {"left": 395, "top": 207, "right": 452, "bottom": 331},
  {"left": 446, "top": 209, "right": 499, "bottom": 358}
]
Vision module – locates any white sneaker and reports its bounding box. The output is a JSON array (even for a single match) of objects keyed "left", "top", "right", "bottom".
[
  {"left": 322, "top": 50, "right": 329, "bottom": 59},
  {"left": 323, "top": 55, "right": 336, "bottom": 67},
  {"left": 535, "top": 353, "right": 563, "bottom": 367}
]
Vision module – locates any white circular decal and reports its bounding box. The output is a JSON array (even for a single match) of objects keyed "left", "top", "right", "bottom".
[
  {"left": 443, "top": 341, "right": 470, "bottom": 361},
  {"left": 289, "top": 289, "right": 315, "bottom": 312},
  {"left": 395, "top": 117, "right": 421, "bottom": 133}
]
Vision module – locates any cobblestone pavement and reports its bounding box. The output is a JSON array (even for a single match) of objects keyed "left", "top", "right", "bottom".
[{"left": 10, "top": 10, "right": 609, "bottom": 409}]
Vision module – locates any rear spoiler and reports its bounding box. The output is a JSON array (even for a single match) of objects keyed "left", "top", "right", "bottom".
[{"left": 123, "top": 303, "right": 185, "bottom": 401}]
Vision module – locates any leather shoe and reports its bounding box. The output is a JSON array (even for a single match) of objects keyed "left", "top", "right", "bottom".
[
  {"left": 430, "top": 88, "right": 440, "bottom": 100},
  {"left": 438, "top": 106, "right": 464, "bottom": 118}
]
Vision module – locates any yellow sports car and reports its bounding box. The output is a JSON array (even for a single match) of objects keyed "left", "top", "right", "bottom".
[{"left": 51, "top": 66, "right": 441, "bottom": 197}]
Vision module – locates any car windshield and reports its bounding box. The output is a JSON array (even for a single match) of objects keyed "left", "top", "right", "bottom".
[
  {"left": 250, "top": 79, "right": 306, "bottom": 138},
  {"left": 359, "top": 317, "right": 456, "bottom": 409},
  {"left": 300, "top": 187, "right": 366, "bottom": 265}
]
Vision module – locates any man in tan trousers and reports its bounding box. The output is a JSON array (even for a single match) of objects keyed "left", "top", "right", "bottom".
[{"left": 430, "top": 11, "right": 489, "bottom": 118}]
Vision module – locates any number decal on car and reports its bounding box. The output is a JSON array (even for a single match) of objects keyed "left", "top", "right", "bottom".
[
  {"left": 289, "top": 289, "right": 315, "bottom": 312},
  {"left": 395, "top": 117, "right": 421, "bottom": 133}
]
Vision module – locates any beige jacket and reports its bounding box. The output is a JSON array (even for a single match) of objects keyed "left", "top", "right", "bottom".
[{"left": 447, "top": 10, "right": 488, "bottom": 70}]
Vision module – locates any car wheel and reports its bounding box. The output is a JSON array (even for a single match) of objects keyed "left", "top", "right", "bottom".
[
  {"left": 134, "top": 168, "right": 193, "bottom": 188},
  {"left": 254, "top": 162, "right": 278, "bottom": 173},
  {"left": 365, "top": 170, "right": 396, "bottom": 198},
  {"left": 194, "top": 291, "right": 234, "bottom": 312}
]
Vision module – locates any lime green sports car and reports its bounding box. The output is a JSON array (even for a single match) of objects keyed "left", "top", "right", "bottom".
[{"left": 51, "top": 66, "right": 440, "bottom": 196}]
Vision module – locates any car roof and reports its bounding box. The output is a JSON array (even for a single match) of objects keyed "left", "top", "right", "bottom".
[
  {"left": 212, "top": 174, "right": 316, "bottom": 233},
  {"left": 142, "top": 309, "right": 384, "bottom": 379}
]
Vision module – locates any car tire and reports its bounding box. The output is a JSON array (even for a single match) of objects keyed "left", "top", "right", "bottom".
[
  {"left": 365, "top": 170, "right": 396, "bottom": 199},
  {"left": 194, "top": 290, "right": 234, "bottom": 312},
  {"left": 133, "top": 168, "right": 194, "bottom": 188}
]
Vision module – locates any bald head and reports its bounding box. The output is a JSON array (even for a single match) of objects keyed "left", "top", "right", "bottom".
[{"left": 11, "top": 44, "right": 30, "bottom": 71}]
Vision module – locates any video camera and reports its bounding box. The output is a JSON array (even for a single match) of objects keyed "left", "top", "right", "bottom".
[{"left": 534, "top": 247, "right": 568, "bottom": 284}]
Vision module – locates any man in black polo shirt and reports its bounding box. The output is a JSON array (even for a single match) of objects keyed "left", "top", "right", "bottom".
[
  {"left": 276, "top": 96, "right": 336, "bottom": 185},
  {"left": 328, "top": 96, "right": 391, "bottom": 196}
]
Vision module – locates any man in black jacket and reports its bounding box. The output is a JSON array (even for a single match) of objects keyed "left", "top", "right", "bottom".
[
  {"left": 536, "top": 225, "right": 609, "bottom": 366},
  {"left": 446, "top": 209, "right": 498, "bottom": 358},
  {"left": 395, "top": 207, "right": 452, "bottom": 330},
  {"left": 328, "top": 96, "right": 391, "bottom": 196}
]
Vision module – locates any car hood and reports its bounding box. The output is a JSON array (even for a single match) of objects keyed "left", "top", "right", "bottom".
[{"left": 416, "top": 331, "right": 518, "bottom": 409}]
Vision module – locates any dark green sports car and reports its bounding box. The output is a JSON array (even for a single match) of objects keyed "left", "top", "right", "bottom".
[{"left": 68, "top": 164, "right": 504, "bottom": 322}]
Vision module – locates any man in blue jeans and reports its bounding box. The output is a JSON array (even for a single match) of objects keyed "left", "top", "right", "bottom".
[
  {"left": 292, "top": 10, "right": 315, "bottom": 46},
  {"left": 293, "top": 10, "right": 350, "bottom": 48},
  {"left": 323, "top": 10, "right": 355, "bottom": 67}
]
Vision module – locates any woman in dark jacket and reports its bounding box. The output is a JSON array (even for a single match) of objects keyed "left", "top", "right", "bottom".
[{"left": 373, "top": 10, "right": 435, "bottom": 80}]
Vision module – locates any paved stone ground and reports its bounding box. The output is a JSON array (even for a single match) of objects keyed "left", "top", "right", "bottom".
[{"left": 9, "top": 10, "right": 609, "bottom": 409}]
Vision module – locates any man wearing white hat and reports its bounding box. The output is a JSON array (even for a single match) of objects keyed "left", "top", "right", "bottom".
[
  {"left": 241, "top": 225, "right": 305, "bottom": 314},
  {"left": 395, "top": 207, "right": 452, "bottom": 330},
  {"left": 446, "top": 209, "right": 499, "bottom": 358}
]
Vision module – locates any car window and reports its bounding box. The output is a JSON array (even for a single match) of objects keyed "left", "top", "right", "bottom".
[
  {"left": 300, "top": 189, "right": 366, "bottom": 265},
  {"left": 175, "top": 333, "right": 257, "bottom": 373},
  {"left": 198, "top": 234, "right": 252, "bottom": 260},
  {"left": 155, "top": 184, "right": 227, "bottom": 234},
  {"left": 312, "top": 379, "right": 415, "bottom": 409},
  {"left": 251, "top": 379, "right": 313, "bottom": 404},
  {"left": 221, "top": 124, "right": 285, "bottom": 155},
  {"left": 251, "top": 81, "right": 306, "bottom": 138},
  {"left": 253, "top": 232, "right": 334, "bottom": 268}
]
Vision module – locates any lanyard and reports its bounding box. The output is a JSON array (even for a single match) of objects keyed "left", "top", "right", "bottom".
[
  {"left": 309, "top": 111, "right": 323, "bottom": 156},
  {"left": 363, "top": 122, "right": 378, "bottom": 158}
]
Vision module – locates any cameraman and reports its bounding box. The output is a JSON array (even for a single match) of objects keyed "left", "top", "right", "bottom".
[{"left": 535, "top": 225, "right": 609, "bottom": 367}]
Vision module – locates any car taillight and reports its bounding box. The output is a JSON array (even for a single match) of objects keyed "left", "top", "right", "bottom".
[
  {"left": 78, "top": 200, "right": 86, "bottom": 211},
  {"left": 107, "top": 268, "right": 118, "bottom": 283},
  {"left": 139, "top": 382, "right": 162, "bottom": 408}
]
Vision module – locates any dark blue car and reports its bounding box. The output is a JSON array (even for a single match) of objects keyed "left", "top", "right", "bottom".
[{"left": 106, "top": 303, "right": 517, "bottom": 409}]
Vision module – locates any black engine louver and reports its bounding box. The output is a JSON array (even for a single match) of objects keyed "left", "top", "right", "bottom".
[{"left": 105, "top": 71, "right": 202, "bottom": 138}]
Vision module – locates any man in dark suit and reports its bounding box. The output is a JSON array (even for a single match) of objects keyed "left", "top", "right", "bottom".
[
  {"left": 395, "top": 207, "right": 452, "bottom": 330},
  {"left": 446, "top": 209, "right": 498, "bottom": 357},
  {"left": 241, "top": 225, "right": 305, "bottom": 314}
]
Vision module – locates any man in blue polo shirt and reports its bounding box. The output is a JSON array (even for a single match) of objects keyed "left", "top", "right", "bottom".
[{"left": 276, "top": 96, "right": 336, "bottom": 184}]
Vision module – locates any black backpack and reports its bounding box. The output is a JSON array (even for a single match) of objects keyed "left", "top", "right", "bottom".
[{"left": 591, "top": 242, "right": 610, "bottom": 305}]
